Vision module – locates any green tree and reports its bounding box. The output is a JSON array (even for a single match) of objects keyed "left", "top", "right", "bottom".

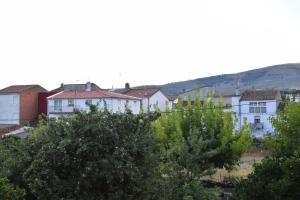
[
  {"left": 153, "top": 90, "right": 252, "bottom": 200},
  {"left": 235, "top": 103, "right": 300, "bottom": 200},
  {"left": 0, "top": 108, "right": 160, "bottom": 200},
  {"left": 0, "top": 177, "right": 25, "bottom": 200}
]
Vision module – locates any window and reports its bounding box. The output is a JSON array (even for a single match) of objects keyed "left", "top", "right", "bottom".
[
  {"left": 249, "top": 101, "right": 267, "bottom": 113},
  {"left": 13, "top": 95, "right": 18, "bottom": 105},
  {"left": 225, "top": 104, "right": 232, "bottom": 109},
  {"left": 85, "top": 99, "right": 92, "bottom": 105},
  {"left": 54, "top": 100, "right": 62, "bottom": 111},
  {"left": 68, "top": 99, "right": 74, "bottom": 107},
  {"left": 254, "top": 116, "right": 261, "bottom": 124}
]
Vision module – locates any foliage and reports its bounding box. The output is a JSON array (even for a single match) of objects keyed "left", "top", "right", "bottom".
[
  {"left": 235, "top": 153, "right": 300, "bottom": 200},
  {"left": 153, "top": 89, "right": 252, "bottom": 200},
  {"left": 235, "top": 103, "right": 300, "bottom": 200},
  {"left": 0, "top": 94, "right": 254, "bottom": 200},
  {"left": 0, "top": 177, "right": 25, "bottom": 200},
  {"left": 0, "top": 108, "right": 160, "bottom": 200}
]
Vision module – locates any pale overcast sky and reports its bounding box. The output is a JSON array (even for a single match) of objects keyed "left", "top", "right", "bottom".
[{"left": 1, "top": 0, "right": 300, "bottom": 90}]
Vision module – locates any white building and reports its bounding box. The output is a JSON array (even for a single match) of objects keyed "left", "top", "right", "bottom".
[
  {"left": 166, "top": 95, "right": 177, "bottom": 109},
  {"left": 174, "top": 86, "right": 237, "bottom": 109},
  {"left": 47, "top": 90, "right": 141, "bottom": 118},
  {"left": 232, "top": 90, "right": 282, "bottom": 138},
  {"left": 118, "top": 84, "right": 170, "bottom": 112},
  {"left": 0, "top": 85, "right": 47, "bottom": 125},
  {"left": 283, "top": 90, "right": 300, "bottom": 102}
]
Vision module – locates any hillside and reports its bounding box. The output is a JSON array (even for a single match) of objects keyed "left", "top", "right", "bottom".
[{"left": 157, "top": 63, "right": 300, "bottom": 95}]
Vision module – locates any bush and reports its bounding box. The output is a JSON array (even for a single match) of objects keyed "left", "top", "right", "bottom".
[
  {"left": 235, "top": 103, "right": 300, "bottom": 200},
  {"left": 0, "top": 109, "right": 160, "bottom": 200},
  {"left": 0, "top": 177, "right": 25, "bottom": 200}
]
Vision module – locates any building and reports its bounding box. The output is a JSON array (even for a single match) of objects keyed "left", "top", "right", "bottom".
[
  {"left": 115, "top": 83, "right": 170, "bottom": 112},
  {"left": 167, "top": 95, "right": 178, "bottom": 109},
  {"left": 232, "top": 90, "right": 282, "bottom": 138},
  {"left": 175, "top": 86, "right": 238, "bottom": 108},
  {"left": 120, "top": 84, "right": 171, "bottom": 112},
  {"left": 0, "top": 85, "right": 47, "bottom": 125},
  {"left": 282, "top": 89, "right": 300, "bottom": 102},
  {"left": 47, "top": 89, "right": 141, "bottom": 118},
  {"left": 38, "top": 82, "right": 101, "bottom": 116}
]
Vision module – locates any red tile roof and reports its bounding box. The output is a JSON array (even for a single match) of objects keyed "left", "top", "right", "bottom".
[
  {"left": 48, "top": 90, "right": 141, "bottom": 100},
  {"left": 0, "top": 85, "right": 46, "bottom": 94},
  {"left": 123, "top": 88, "right": 160, "bottom": 98},
  {"left": 167, "top": 95, "right": 177, "bottom": 101},
  {"left": 240, "top": 90, "right": 280, "bottom": 101}
]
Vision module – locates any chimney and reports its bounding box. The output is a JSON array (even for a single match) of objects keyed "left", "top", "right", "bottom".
[
  {"left": 212, "top": 85, "right": 216, "bottom": 95},
  {"left": 86, "top": 82, "right": 92, "bottom": 91},
  {"left": 235, "top": 88, "right": 240, "bottom": 96},
  {"left": 125, "top": 82, "right": 130, "bottom": 89},
  {"left": 235, "top": 78, "right": 240, "bottom": 96},
  {"left": 60, "top": 83, "right": 64, "bottom": 89}
]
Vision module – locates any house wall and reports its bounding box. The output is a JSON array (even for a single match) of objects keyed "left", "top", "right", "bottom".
[
  {"left": 48, "top": 98, "right": 141, "bottom": 118},
  {"left": 168, "top": 100, "right": 174, "bottom": 109},
  {"left": 140, "top": 91, "right": 169, "bottom": 112},
  {"left": 38, "top": 92, "right": 58, "bottom": 116},
  {"left": 20, "top": 86, "right": 47, "bottom": 125},
  {"left": 148, "top": 91, "right": 169, "bottom": 112},
  {"left": 240, "top": 100, "right": 277, "bottom": 134},
  {"left": 0, "top": 94, "right": 20, "bottom": 125},
  {"left": 231, "top": 96, "right": 241, "bottom": 130}
]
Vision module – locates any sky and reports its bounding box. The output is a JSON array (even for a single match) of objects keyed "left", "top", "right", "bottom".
[{"left": 1, "top": 0, "right": 300, "bottom": 90}]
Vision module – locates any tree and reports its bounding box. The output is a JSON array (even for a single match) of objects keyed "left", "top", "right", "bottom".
[
  {"left": 0, "top": 177, "right": 25, "bottom": 200},
  {"left": 153, "top": 90, "right": 252, "bottom": 200},
  {"left": 235, "top": 103, "right": 300, "bottom": 200},
  {"left": 0, "top": 108, "right": 160, "bottom": 200}
]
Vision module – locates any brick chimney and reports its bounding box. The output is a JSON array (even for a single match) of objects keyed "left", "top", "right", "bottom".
[
  {"left": 125, "top": 83, "right": 130, "bottom": 89},
  {"left": 86, "top": 82, "right": 92, "bottom": 91}
]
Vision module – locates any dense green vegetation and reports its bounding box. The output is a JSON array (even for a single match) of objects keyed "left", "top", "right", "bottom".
[
  {"left": 0, "top": 93, "right": 253, "bottom": 200},
  {"left": 153, "top": 92, "right": 252, "bottom": 199},
  {"left": 235, "top": 103, "right": 300, "bottom": 200},
  {"left": 0, "top": 178, "right": 25, "bottom": 200}
]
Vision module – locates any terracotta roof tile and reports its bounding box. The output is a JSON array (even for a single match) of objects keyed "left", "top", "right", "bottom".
[
  {"left": 47, "top": 90, "right": 141, "bottom": 100},
  {"left": 240, "top": 90, "right": 280, "bottom": 101},
  {"left": 167, "top": 95, "right": 177, "bottom": 101},
  {"left": 123, "top": 88, "right": 160, "bottom": 98},
  {"left": 0, "top": 85, "right": 46, "bottom": 94}
]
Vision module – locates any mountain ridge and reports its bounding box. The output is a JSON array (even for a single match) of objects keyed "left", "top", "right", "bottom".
[{"left": 134, "top": 63, "right": 300, "bottom": 95}]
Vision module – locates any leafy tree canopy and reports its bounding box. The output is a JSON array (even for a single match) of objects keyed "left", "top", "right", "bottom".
[
  {"left": 0, "top": 108, "right": 160, "bottom": 200},
  {"left": 153, "top": 89, "right": 252, "bottom": 200},
  {"left": 235, "top": 103, "right": 300, "bottom": 200}
]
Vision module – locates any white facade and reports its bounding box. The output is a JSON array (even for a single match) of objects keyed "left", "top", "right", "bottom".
[
  {"left": 0, "top": 94, "right": 20, "bottom": 125},
  {"left": 143, "top": 90, "right": 170, "bottom": 112},
  {"left": 48, "top": 98, "right": 141, "bottom": 118},
  {"left": 168, "top": 100, "right": 175, "bottom": 109},
  {"left": 233, "top": 97, "right": 279, "bottom": 138}
]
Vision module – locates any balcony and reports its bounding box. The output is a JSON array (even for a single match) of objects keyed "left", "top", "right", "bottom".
[
  {"left": 252, "top": 123, "right": 263, "bottom": 130},
  {"left": 251, "top": 123, "right": 265, "bottom": 138}
]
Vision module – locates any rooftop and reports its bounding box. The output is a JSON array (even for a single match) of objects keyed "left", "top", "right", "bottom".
[
  {"left": 240, "top": 90, "right": 280, "bottom": 101},
  {"left": 48, "top": 90, "right": 141, "bottom": 100},
  {"left": 123, "top": 88, "right": 160, "bottom": 98},
  {"left": 49, "top": 82, "right": 101, "bottom": 92},
  {"left": 0, "top": 85, "right": 47, "bottom": 94}
]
